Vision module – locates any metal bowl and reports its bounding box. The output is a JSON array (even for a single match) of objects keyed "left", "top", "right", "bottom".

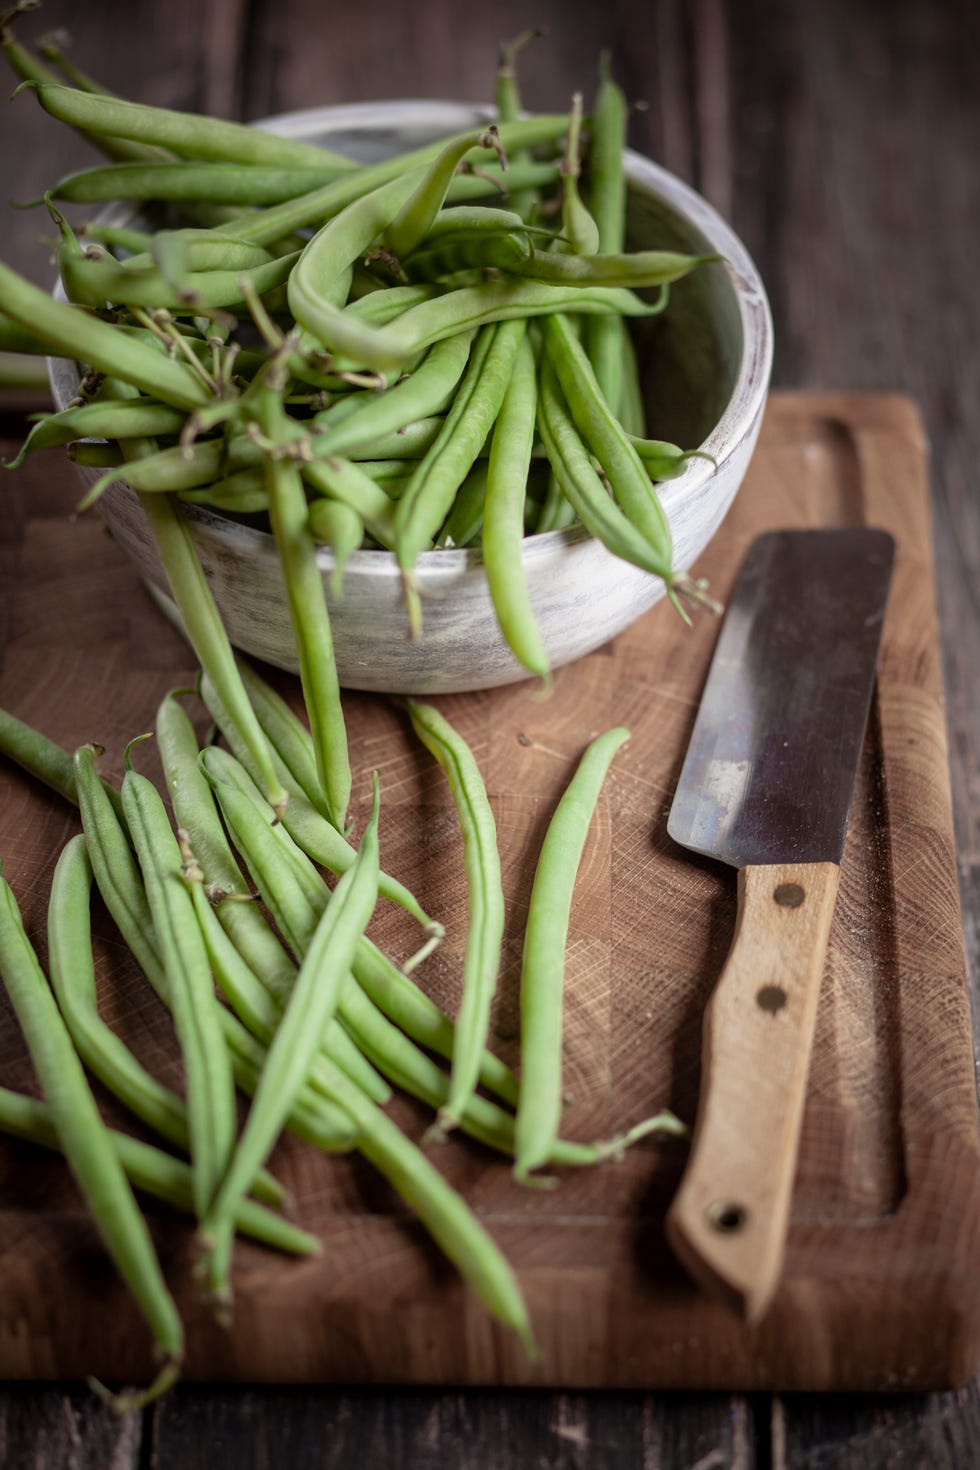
[{"left": 51, "top": 100, "right": 773, "bottom": 694}]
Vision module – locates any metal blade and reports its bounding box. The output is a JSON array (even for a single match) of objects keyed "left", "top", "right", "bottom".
[{"left": 667, "top": 528, "right": 894, "bottom": 869}]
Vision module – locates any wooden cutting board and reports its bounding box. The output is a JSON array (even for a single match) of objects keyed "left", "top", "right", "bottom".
[{"left": 1, "top": 392, "right": 978, "bottom": 1392}]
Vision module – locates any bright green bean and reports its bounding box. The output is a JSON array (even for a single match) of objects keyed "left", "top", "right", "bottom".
[
  {"left": 435, "top": 462, "right": 487, "bottom": 549},
  {"left": 0, "top": 1083, "right": 318, "bottom": 1257},
  {"left": 311, "top": 330, "right": 475, "bottom": 460},
  {"left": 156, "top": 693, "right": 390, "bottom": 1106},
  {"left": 248, "top": 372, "right": 350, "bottom": 833},
  {"left": 383, "top": 125, "right": 505, "bottom": 260},
  {"left": 199, "top": 775, "right": 382, "bottom": 1296},
  {"left": 6, "top": 399, "right": 185, "bottom": 469},
  {"left": 0, "top": 706, "right": 123, "bottom": 821},
  {"left": 121, "top": 765, "right": 237, "bottom": 1282},
  {"left": 405, "top": 699, "right": 505, "bottom": 1135},
  {"left": 60, "top": 249, "right": 298, "bottom": 313},
  {"left": 542, "top": 312, "right": 672, "bottom": 565},
  {"left": 536, "top": 355, "right": 672, "bottom": 579},
  {"left": 32, "top": 82, "right": 358, "bottom": 169},
  {"left": 0, "top": 856, "right": 183, "bottom": 1403},
  {"left": 482, "top": 330, "right": 548, "bottom": 677},
  {"left": 584, "top": 55, "right": 628, "bottom": 412},
  {"left": 514, "top": 727, "right": 630, "bottom": 1183},
  {"left": 305, "top": 498, "right": 362, "bottom": 594},
  {"left": 47, "top": 160, "right": 348, "bottom": 205},
  {"left": 0, "top": 259, "right": 209, "bottom": 411},
  {"left": 395, "top": 320, "right": 524, "bottom": 632}
]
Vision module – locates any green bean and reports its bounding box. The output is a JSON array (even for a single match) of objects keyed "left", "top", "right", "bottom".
[
  {"left": 435, "top": 462, "right": 487, "bottom": 548},
  {"left": 533, "top": 469, "right": 577, "bottom": 534},
  {"left": 79, "top": 221, "right": 153, "bottom": 254},
  {"left": 200, "top": 671, "right": 438, "bottom": 934},
  {"left": 47, "top": 830, "right": 280, "bottom": 1198},
  {"left": 326, "top": 1057, "right": 536, "bottom": 1355},
  {"left": 0, "top": 351, "right": 48, "bottom": 390},
  {"left": 6, "top": 399, "right": 185, "bottom": 468},
  {"left": 135, "top": 487, "right": 289, "bottom": 816},
  {"left": 252, "top": 370, "right": 351, "bottom": 832},
  {"left": 121, "top": 763, "right": 238, "bottom": 1294},
  {"left": 234, "top": 117, "right": 568, "bottom": 246},
  {"left": 302, "top": 457, "right": 398, "bottom": 548},
  {"left": 618, "top": 327, "right": 646, "bottom": 436},
  {"left": 3, "top": 24, "right": 166, "bottom": 164},
  {"left": 233, "top": 661, "right": 325, "bottom": 811},
  {"left": 339, "top": 278, "right": 665, "bottom": 373},
  {"left": 583, "top": 56, "right": 628, "bottom": 412},
  {"left": 514, "top": 728, "right": 630, "bottom": 1183},
  {"left": 556, "top": 94, "right": 600, "bottom": 257},
  {"left": 0, "top": 259, "right": 209, "bottom": 411},
  {"left": 404, "top": 229, "right": 534, "bottom": 283},
  {"left": 0, "top": 705, "right": 123, "bottom": 820},
  {"left": 0, "top": 857, "right": 183, "bottom": 1404},
  {"left": 156, "top": 694, "right": 389, "bottom": 1105},
  {"left": 495, "top": 29, "right": 543, "bottom": 221},
  {"left": 46, "top": 160, "right": 349, "bottom": 206},
  {"left": 179, "top": 470, "right": 269, "bottom": 514},
  {"left": 121, "top": 230, "right": 273, "bottom": 273},
  {"left": 343, "top": 985, "right": 682, "bottom": 1169},
  {"left": 343, "top": 416, "right": 443, "bottom": 460},
  {"left": 542, "top": 312, "right": 672, "bottom": 566},
  {"left": 182, "top": 837, "right": 386, "bottom": 1117},
  {"left": 311, "top": 330, "right": 475, "bottom": 459},
  {"left": 72, "top": 746, "right": 359, "bottom": 1149},
  {"left": 384, "top": 125, "right": 506, "bottom": 261},
  {"left": 415, "top": 204, "right": 540, "bottom": 242},
  {"left": 31, "top": 82, "right": 358, "bottom": 170},
  {"left": 0, "top": 311, "right": 53, "bottom": 355},
  {"left": 306, "top": 498, "right": 362, "bottom": 595},
  {"left": 395, "top": 321, "right": 524, "bottom": 633},
  {"left": 510, "top": 246, "right": 714, "bottom": 288},
  {"left": 0, "top": 1083, "right": 318, "bottom": 1257},
  {"left": 632, "top": 436, "right": 716, "bottom": 479},
  {"left": 482, "top": 330, "right": 548, "bottom": 678},
  {"left": 536, "top": 355, "right": 672, "bottom": 579},
  {"left": 405, "top": 699, "right": 504, "bottom": 1135},
  {"left": 199, "top": 774, "right": 382, "bottom": 1296},
  {"left": 60, "top": 249, "right": 298, "bottom": 313}
]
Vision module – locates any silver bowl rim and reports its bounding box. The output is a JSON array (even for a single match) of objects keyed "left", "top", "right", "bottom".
[{"left": 50, "top": 98, "right": 774, "bottom": 576}]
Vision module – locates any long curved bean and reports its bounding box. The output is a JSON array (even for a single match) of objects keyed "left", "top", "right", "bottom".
[
  {"left": 383, "top": 125, "right": 505, "bottom": 261},
  {"left": 31, "top": 82, "right": 358, "bottom": 170},
  {"left": 199, "top": 774, "right": 382, "bottom": 1298},
  {"left": 0, "top": 259, "right": 209, "bottom": 411},
  {"left": 251, "top": 370, "right": 351, "bottom": 832},
  {"left": 0, "top": 857, "right": 183, "bottom": 1405},
  {"left": 482, "top": 330, "right": 547, "bottom": 678},
  {"left": 6, "top": 399, "right": 185, "bottom": 468},
  {"left": 395, "top": 320, "right": 525, "bottom": 632},
  {"left": 46, "top": 160, "right": 349, "bottom": 206},
  {"left": 514, "top": 728, "right": 630, "bottom": 1183},
  {"left": 156, "top": 693, "right": 391, "bottom": 1105},
  {"left": 0, "top": 1083, "right": 318, "bottom": 1257},
  {"left": 121, "top": 763, "right": 238, "bottom": 1298},
  {"left": 542, "top": 312, "right": 672, "bottom": 565},
  {"left": 405, "top": 699, "right": 505, "bottom": 1134},
  {"left": 584, "top": 56, "right": 628, "bottom": 413}
]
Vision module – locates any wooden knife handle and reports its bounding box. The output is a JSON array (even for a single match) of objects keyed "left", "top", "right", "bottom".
[{"left": 665, "top": 860, "right": 841, "bottom": 1323}]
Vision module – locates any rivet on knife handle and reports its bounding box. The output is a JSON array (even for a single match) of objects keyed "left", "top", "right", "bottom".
[{"left": 665, "top": 860, "right": 840, "bottom": 1322}]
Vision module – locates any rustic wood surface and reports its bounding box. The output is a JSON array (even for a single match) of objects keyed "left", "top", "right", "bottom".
[
  {"left": 3, "top": 392, "right": 976, "bottom": 1396},
  {"left": 1, "top": 1, "right": 978, "bottom": 1466}
]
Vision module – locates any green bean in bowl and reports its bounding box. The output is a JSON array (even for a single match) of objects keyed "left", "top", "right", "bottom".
[{"left": 10, "top": 77, "right": 770, "bottom": 694}]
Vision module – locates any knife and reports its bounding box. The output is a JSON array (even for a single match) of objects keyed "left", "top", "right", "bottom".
[{"left": 665, "top": 527, "right": 895, "bottom": 1323}]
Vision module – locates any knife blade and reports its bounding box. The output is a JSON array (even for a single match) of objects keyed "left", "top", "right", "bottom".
[{"left": 665, "top": 527, "right": 895, "bottom": 1323}]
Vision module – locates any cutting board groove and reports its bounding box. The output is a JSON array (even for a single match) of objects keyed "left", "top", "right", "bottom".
[{"left": 1, "top": 393, "right": 978, "bottom": 1391}]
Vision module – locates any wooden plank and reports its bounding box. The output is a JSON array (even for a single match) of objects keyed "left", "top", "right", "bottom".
[
  {"left": 0, "top": 1385, "right": 141, "bottom": 1468},
  {"left": 0, "top": 394, "right": 976, "bottom": 1391},
  {"left": 149, "top": 1387, "right": 754, "bottom": 1469}
]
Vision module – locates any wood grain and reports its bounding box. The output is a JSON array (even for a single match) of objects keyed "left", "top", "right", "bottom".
[
  {"left": 0, "top": 394, "right": 975, "bottom": 1395},
  {"left": 1, "top": 0, "right": 979, "bottom": 1464}
]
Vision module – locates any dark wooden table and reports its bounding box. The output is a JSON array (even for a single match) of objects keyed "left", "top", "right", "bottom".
[{"left": 2, "top": 0, "right": 978, "bottom": 1463}]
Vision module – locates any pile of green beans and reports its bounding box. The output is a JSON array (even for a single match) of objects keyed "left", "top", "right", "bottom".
[{"left": 0, "top": 25, "right": 692, "bottom": 1403}]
